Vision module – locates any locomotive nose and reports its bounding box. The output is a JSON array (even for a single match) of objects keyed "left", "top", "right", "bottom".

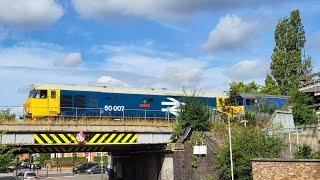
[{"left": 23, "top": 99, "right": 32, "bottom": 116}]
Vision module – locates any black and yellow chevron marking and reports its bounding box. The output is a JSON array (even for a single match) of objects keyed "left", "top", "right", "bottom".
[
  {"left": 87, "top": 133, "right": 137, "bottom": 144},
  {"left": 34, "top": 133, "right": 137, "bottom": 144},
  {"left": 34, "top": 133, "right": 77, "bottom": 145},
  {"left": 26, "top": 146, "right": 107, "bottom": 153}
]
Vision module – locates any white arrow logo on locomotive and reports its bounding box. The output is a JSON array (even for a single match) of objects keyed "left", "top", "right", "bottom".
[{"left": 161, "top": 97, "right": 185, "bottom": 117}]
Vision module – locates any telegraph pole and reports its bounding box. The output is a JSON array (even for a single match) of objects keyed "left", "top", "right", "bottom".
[
  {"left": 228, "top": 117, "right": 234, "bottom": 180},
  {"left": 214, "top": 108, "right": 234, "bottom": 180},
  {"left": 100, "top": 153, "right": 103, "bottom": 180}
]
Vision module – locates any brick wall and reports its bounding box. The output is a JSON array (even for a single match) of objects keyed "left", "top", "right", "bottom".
[
  {"left": 252, "top": 158, "right": 320, "bottom": 180},
  {"left": 173, "top": 132, "right": 221, "bottom": 180}
]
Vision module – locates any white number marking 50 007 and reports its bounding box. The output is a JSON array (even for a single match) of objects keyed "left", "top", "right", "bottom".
[{"left": 104, "top": 105, "right": 125, "bottom": 112}]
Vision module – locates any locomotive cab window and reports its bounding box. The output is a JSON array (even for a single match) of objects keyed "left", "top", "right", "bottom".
[
  {"left": 39, "top": 90, "right": 47, "bottom": 98},
  {"left": 29, "top": 89, "right": 37, "bottom": 98},
  {"left": 29, "top": 89, "right": 47, "bottom": 98},
  {"left": 51, "top": 90, "right": 56, "bottom": 98}
]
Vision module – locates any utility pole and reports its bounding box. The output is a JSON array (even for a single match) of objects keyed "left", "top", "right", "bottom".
[
  {"left": 213, "top": 108, "right": 234, "bottom": 180},
  {"left": 228, "top": 117, "right": 234, "bottom": 180},
  {"left": 100, "top": 153, "right": 104, "bottom": 180}
]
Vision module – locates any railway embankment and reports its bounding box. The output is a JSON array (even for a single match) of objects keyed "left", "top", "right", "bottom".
[{"left": 173, "top": 131, "right": 225, "bottom": 180}]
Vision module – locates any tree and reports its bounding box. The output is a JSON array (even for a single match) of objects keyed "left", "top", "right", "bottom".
[
  {"left": 0, "top": 108, "right": 15, "bottom": 121},
  {"left": 0, "top": 148, "right": 17, "bottom": 169},
  {"left": 269, "top": 10, "right": 312, "bottom": 95},
  {"left": 227, "top": 81, "right": 259, "bottom": 96},
  {"left": 289, "top": 90, "right": 316, "bottom": 125},
  {"left": 38, "top": 153, "right": 51, "bottom": 164},
  {"left": 173, "top": 92, "right": 211, "bottom": 136},
  {"left": 265, "top": 10, "right": 315, "bottom": 125},
  {"left": 259, "top": 74, "right": 280, "bottom": 95},
  {"left": 0, "top": 109, "right": 18, "bottom": 169},
  {"left": 217, "top": 128, "right": 284, "bottom": 179}
]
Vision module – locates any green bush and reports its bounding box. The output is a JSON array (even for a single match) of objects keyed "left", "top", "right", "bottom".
[
  {"left": 0, "top": 147, "right": 17, "bottom": 169},
  {"left": 93, "top": 156, "right": 108, "bottom": 163},
  {"left": 37, "top": 153, "right": 51, "bottom": 164},
  {"left": 51, "top": 157, "right": 86, "bottom": 165},
  {"left": 173, "top": 93, "right": 211, "bottom": 136},
  {"left": 0, "top": 109, "right": 15, "bottom": 121},
  {"left": 289, "top": 90, "right": 317, "bottom": 125},
  {"left": 294, "top": 144, "right": 312, "bottom": 159},
  {"left": 217, "top": 128, "right": 284, "bottom": 180},
  {"left": 244, "top": 111, "right": 255, "bottom": 122}
]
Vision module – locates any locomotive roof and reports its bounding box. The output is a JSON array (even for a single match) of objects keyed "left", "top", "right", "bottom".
[
  {"left": 31, "top": 84, "right": 223, "bottom": 98},
  {"left": 235, "top": 94, "right": 289, "bottom": 99}
]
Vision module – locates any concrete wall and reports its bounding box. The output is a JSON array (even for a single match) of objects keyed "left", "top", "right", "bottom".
[
  {"left": 252, "top": 159, "right": 320, "bottom": 180},
  {"left": 278, "top": 126, "right": 319, "bottom": 158}
]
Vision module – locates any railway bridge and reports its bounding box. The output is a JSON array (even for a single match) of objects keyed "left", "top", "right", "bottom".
[
  {"left": 0, "top": 124, "right": 173, "bottom": 153},
  {"left": 0, "top": 123, "right": 176, "bottom": 180}
]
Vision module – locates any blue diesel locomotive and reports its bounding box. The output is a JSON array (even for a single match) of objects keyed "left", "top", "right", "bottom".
[{"left": 24, "top": 84, "right": 218, "bottom": 119}]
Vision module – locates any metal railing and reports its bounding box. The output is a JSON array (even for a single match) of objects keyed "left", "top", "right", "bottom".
[{"left": 0, "top": 106, "right": 176, "bottom": 121}]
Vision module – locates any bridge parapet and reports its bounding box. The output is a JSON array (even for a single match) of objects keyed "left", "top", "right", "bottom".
[{"left": 0, "top": 124, "right": 173, "bottom": 133}]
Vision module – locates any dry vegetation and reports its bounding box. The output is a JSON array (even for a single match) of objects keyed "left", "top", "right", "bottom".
[{"left": 0, "top": 117, "right": 173, "bottom": 127}]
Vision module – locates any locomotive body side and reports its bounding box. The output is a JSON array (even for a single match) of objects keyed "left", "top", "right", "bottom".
[
  {"left": 59, "top": 90, "right": 216, "bottom": 119},
  {"left": 24, "top": 84, "right": 217, "bottom": 119}
]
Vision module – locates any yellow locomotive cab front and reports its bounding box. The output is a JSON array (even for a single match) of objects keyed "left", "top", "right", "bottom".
[
  {"left": 216, "top": 97, "right": 245, "bottom": 121},
  {"left": 24, "top": 88, "right": 60, "bottom": 119}
]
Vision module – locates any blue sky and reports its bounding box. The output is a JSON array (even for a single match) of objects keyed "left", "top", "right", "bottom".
[{"left": 0, "top": 0, "right": 320, "bottom": 106}]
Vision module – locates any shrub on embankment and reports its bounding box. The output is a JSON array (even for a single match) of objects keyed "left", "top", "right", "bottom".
[
  {"left": 217, "top": 127, "right": 285, "bottom": 180},
  {"left": 173, "top": 93, "right": 211, "bottom": 136}
]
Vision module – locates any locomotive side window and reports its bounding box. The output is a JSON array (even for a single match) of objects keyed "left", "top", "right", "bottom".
[
  {"left": 246, "top": 99, "right": 255, "bottom": 106},
  {"left": 29, "top": 90, "right": 37, "bottom": 98},
  {"left": 51, "top": 91, "right": 56, "bottom": 99}
]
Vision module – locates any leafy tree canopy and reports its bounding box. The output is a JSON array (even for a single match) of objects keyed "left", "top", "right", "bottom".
[
  {"left": 269, "top": 10, "right": 312, "bottom": 95},
  {"left": 227, "top": 81, "right": 259, "bottom": 96}
]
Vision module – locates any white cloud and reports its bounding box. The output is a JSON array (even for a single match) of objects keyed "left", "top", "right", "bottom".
[
  {"left": 104, "top": 54, "right": 207, "bottom": 88},
  {"left": 91, "top": 42, "right": 175, "bottom": 57},
  {"left": 202, "top": 14, "right": 259, "bottom": 51},
  {"left": 0, "top": 42, "right": 64, "bottom": 68},
  {"left": 0, "top": 0, "right": 63, "bottom": 28},
  {"left": 54, "top": 52, "right": 82, "bottom": 68},
  {"left": 71, "top": 0, "right": 292, "bottom": 21},
  {"left": 162, "top": 67, "right": 202, "bottom": 88},
  {"left": 97, "top": 76, "right": 130, "bottom": 87},
  {"left": 227, "top": 60, "right": 269, "bottom": 81}
]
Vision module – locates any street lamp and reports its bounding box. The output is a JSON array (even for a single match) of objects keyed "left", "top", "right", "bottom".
[{"left": 213, "top": 109, "right": 234, "bottom": 180}]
